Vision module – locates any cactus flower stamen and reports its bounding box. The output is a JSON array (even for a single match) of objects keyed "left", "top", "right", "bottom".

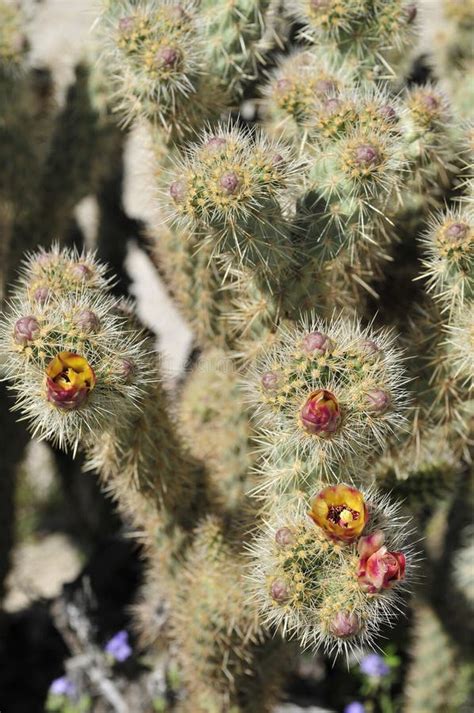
[
  {"left": 309, "top": 485, "right": 368, "bottom": 541},
  {"left": 46, "top": 351, "right": 95, "bottom": 410}
]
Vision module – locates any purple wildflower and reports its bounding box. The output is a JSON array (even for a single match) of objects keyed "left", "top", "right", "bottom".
[
  {"left": 360, "top": 653, "right": 390, "bottom": 677},
  {"left": 49, "top": 676, "right": 76, "bottom": 698},
  {"left": 344, "top": 703, "right": 365, "bottom": 713},
  {"left": 105, "top": 630, "right": 132, "bottom": 662}
]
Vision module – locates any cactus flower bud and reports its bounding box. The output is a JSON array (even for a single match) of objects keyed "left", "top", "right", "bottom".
[
  {"left": 302, "top": 331, "right": 333, "bottom": 355},
  {"left": 445, "top": 222, "right": 469, "bottom": 242},
  {"left": 156, "top": 46, "right": 180, "bottom": 69},
  {"left": 270, "top": 579, "right": 289, "bottom": 602},
  {"left": 323, "top": 97, "right": 342, "bottom": 114},
  {"left": 354, "top": 144, "right": 380, "bottom": 167},
  {"left": 169, "top": 179, "right": 187, "bottom": 204},
  {"left": 310, "top": 0, "right": 331, "bottom": 10},
  {"left": 118, "top": 16, "right": 135, "bottom": 34},
  {"left": 366, "top": 389, "right": 391, "bottom": 413},
  {"left": 329, "top": 611, "right": 361, "bottom": 638},
  {"left": 360, "top": 339, "right": 380, "bottom": 355},
  {"left": 74, "top": 309, "right": 100, "bottom": 333},
  {"left": 205, "top": 136, "right": 227, "bottom": 151},
  {"left": 379, "top": 105, "right": 397, "bottom": 122},
  {"left": 275, "top": 527, "right": 295, "bottom": 547},
  {"left": 420, "top": 93, "right": 439, "bottom": 113},
  {"left": 118, "top": 358, "right": 135, "bottom": 382},
  {"left": 300, "top": 389, "right": 341, "bottom": 436},
  {"left": 261, "top": 371, "right": 280, "bottom": 391},
  {"left": 276, "top": 78, "right": 291, "bottom": 93},
  {"left": 357, "top": 530, "right": 406, "bottom": 593},
  {"left": 314, "top": 78, "right": 337, "bottom": 95},
  {"left": 46, "top": 352, "right": 95, "bottom": 411},
  {"left": 219, "top": 171, "right": 241, "bottom": 194},
  {"left": 69, "top": 263, "right": 92, "bottom": 281},
  {"left": 309, "top": 484, "right": 368, "bottom": 541},
  {"left": 33, "top": 286, "right": 51, "bottom": 303},
  {"left": 14, "top": 316, "right": 40, "bottom": 346}
]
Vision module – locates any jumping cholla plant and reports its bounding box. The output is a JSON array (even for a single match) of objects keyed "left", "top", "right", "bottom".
[{"left": 0, "top": 0, "right": 473, "bottom": 711}]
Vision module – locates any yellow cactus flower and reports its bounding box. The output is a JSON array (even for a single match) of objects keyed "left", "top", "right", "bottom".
[{"left": 309, "top": 484, "right": 368, "bottom": 541}]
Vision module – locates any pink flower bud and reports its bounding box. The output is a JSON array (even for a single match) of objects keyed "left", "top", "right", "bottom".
[
  {"left": 118, "top": 16, "right": 135, "bottom": 34},
  {"left": 275, "top": 527, "right": 295, "bottom": 547},
  {"left": 270, "top": 579, "right": 289, "bottom": 602},
  {"left": 323, "top": 97, "right": 342, "bottom": 114},
  {"left": 169, "top": 180, "right": 186, "bottom": 204},
  {"left": 300, "top": 389, "right": 341, "bottom": 436},
  {"left": 445, "top": 222, "right": 469, "bottom": 242},
  {"left": 118, "top": 359, "right": 135, "bottom": 382},
  {"left": 156, "top": 47, "right": 180, "bottom": 69},
  {"left": 219, "top": 171, "right": 241, "bottom": 194},
  {"left": 14, "top": 316, "right": 40, "bottom": 345},
  {"left": 205, "top": 136, "right": 227, "bottom": 151},
  {"left": 329, "top": 611, "right": 361, "bottom": 638},
  {"left": 310, "top": 0, "right": 331, "bottom": 9},
  {"left": 70, "top": 263, "right": 92, "bottom": 281},
  {"left": 74, "top": 309, "right": 100, "bottom": 333},
  {"left": 360, "top": 339, "right": 380, "bottom": 356},
  {"left": 357, "top": 530, "right": 406, "bottom": 593},
  {"left": 354, "top": 144, "right": 380, "bottom": 167},
  {"left": 302, "top": 331, "right": 333, "bottom": 355},
  {"left": 379, "top": 105, "right": 397, "bottom": 122},
  {"left": 276, "top": 78, "right": 291, "bottom": 93},
  {"left": 33, "top": 286, "right": 51, "bottom": 303},
  {"left": 35, "top": 253, "right": 53, "bottom": 268},
  {"left": 366, "top": 389, "right": 391, "bottom": 414},
  {"left": 261, "top": 371, "right": 280, "bottom": 391},
  {"left": 420, "top": 93, "right": 439, "bottom": 112},
  {"left": 314, "top": 79, "right": 337, "bottom": 95}
]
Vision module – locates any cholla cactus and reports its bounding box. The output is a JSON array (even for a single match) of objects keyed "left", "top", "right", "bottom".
[
  {"left": 248, "top": 485, "right": 414, "bottom": 656},
  {"left": 419, "top": 206, "right": 474, "bottom": 311},
  {"left": 245, "top": 315, "right": 409, "bottom": 488},
  {"left": 97, "top": 0, "right": 213, "bottom": 133},
  {"left": 169, "top": 518, "right": 275, "bottom": 712},
  {"left": 287, "top": 0, "right": 418, "bottom": 79},
  {"left": 2, "top": 2, "right": 474, "bottom": 709},
  {"left": 178, "top": 348, "right": 254, "bottom": 512},
  {"left": 419, "top": 0, "right": 474, "bottom": 118},
  {"left": 164, "top": 123, "right": 299, "bottom": 273},
  {"left": 0, "top": 248, "right": 151, "bottom": 450},
  {"left": 261, "top": 49, "right": 354, "bottom": 141}
]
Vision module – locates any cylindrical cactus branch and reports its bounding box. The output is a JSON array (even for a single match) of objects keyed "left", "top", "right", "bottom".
[
  {"left": 248, "top": 485, "right": 414, "bottom": 656},
  {"left": 96, "top": 0, "right": 220, "bottom": 135},
  {"left": 96, "top": 0, "right": 278, "bottom": 138},
  {"left": 178, "top": 348, "right": 255, "bottom": 515},
  {"left": 286, "top": 0, "right": 418, "bottom": 79},
  {"left": 418, "top": 206, "right": 474, "bottom": 313},
  {"left": 404, "top": 602, "right": 470, "bottom": 713},
  {"left": 244, "top": 315, "right": 410, "bottom": 492},
  {"left": 163, "top": 124, "right": 299, "bottom": 278},
  {"left": 419, "top": 0, "right": 474, "bottom": 119},
  {"left": 0, "top": 248, "right": 202, "bottom": 522},
  {"left": 169, "top": 517, "right": 283, "bottom": 713}
]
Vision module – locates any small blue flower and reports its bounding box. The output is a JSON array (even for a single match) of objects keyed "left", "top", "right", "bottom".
[
  {"left": 49, "top": 676, "right": 76, "bottom": 698},
  {"left": 360, "top": 652, "right": 390, "bottom": 677},
  {"left": 105, "top": 630, "right": 132, "bottom": 662},
  {"left": 344, "top": 703, "right": 365, "bottom": 713}
]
